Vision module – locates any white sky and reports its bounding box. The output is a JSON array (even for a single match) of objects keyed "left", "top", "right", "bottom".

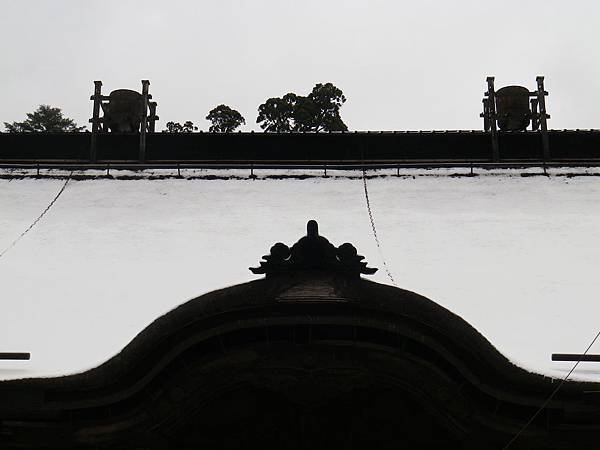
[{"left": 1, "top": 1, "right": 599, "bottom": 131}]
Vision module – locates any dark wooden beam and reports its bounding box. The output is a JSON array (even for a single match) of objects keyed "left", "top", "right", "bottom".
[
  {"left": 552, "top": 354, "right": 600, "bottom": 362},
  {"left": 485, "top": 77, "right": 500, "bottom": 163},
  {"left": 0, "top": 353, "right": 30, "bottom": 360},
  {"left": 536, "top": 76, "right": 551, "bottom": 162},
  {"left": 139, "top": 79, "right": 150, "bottom": 162},
  {"left": 89, "top": 80, "right": 103, "bottom": 162}
]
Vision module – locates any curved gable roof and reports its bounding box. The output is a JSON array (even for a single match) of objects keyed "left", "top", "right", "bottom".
[{"left": 1, "top": 273, "right": 599, "bottom": 448}]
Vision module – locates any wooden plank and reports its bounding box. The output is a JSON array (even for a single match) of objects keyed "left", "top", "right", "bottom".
[
  {"left": 0, "top": 353, "right": 30, "bottom": 360},
  {"left": 552, "top": 354, "right": 600, "bottom": 362}
]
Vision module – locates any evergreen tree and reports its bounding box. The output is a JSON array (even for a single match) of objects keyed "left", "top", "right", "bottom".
[
  {"left": 256, "top": 83, "right": 347, "bottom": 132},
  {"left": 256, "top": 93, "right": 298, "bottom": 132},
  {"left": 206, "top": 105, "right": 245, "bottom": 132},
  {"left": 4, "top": 105, "right": 85, "bottom": 132},
  {"left": 164, "top": 121, "right": 198, "bottom": 133}
]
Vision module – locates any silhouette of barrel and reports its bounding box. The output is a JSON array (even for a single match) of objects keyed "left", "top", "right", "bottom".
[
  {"left": 495, "top": 86, "right": 531, "bottom": 131},
  {"left": 105, "top": 89, "right": 143, "bottom": 133}
]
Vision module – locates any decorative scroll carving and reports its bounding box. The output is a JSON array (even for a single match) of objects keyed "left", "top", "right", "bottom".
[{"left": 250, "top": 220, "right": 377, "bottom": 278}]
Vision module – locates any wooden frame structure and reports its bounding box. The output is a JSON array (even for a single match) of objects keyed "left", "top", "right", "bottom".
[
  {"left": 481, "top": 76, "right": 550, "bottom": 163},
  {"left": 89, "top": 80, "right": 158, "bottom": 162}
]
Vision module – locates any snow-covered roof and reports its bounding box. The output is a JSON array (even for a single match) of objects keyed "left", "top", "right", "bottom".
[{"left": 2, "top": 167, "right": 600, "bottom": 382}]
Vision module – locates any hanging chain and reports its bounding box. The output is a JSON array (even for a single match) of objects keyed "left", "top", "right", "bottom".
[
  {"left": 0, "top": 171, "right": 74, "bottom": 259},
  {"left": 362, "top": 168, "right": 397, "bottom": 286}
]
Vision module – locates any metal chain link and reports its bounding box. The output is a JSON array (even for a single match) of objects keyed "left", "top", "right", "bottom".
[
  {"left": 0, "top": 171, "right": 73, "bottom": 259},
  {"left": 362, "top": 168, "right": 397, "bottom": 286}
]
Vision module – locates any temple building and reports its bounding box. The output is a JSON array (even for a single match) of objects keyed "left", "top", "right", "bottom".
[
  {"left": 2, "top": 166, "right": 600, "bottom": 448},
  {"left": 1, "top": 80, "right": 600, "bottom": 446}
]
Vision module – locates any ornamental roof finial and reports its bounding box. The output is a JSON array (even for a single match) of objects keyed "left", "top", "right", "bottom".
[
  {"left": 307, "top": 219, "right": 318, "bottom": 238},
  {"left": 250, "top": 220, "right": 377, "bottom": 278}
]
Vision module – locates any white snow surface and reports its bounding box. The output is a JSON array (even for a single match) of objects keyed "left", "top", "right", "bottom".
[{"left": 2, "top": 167, "right": 600, "bottom": 382}]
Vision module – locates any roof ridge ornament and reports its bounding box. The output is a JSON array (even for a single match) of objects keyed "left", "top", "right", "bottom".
[{"left": 250, "top": 220, "right": 378, "bottom": 278}]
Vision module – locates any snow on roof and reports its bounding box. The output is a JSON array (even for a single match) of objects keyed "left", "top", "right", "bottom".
[{"left": 2, "top": 167, "right": 600, "bottom": 382}]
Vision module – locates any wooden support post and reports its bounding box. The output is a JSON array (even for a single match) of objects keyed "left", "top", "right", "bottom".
[
  {"left": 481, "top": 98, "right": 490, "bottom": 132},
  {"left": 139, "top": 80, "right": 150, "bottom": 162},
  {"left": 485, "top": 77, "right": 500, "bottom": 163},
  {"left": 89, "top": 81, "right": 103, "bottom": 162},
  {"left": 536, "top": 76, "right": 551, "bottom": 162},
  {"left": 148, "top": 101, "right": 158, "bottom": 133},
  {"left": 530, "top": 98, "right": 540, "bottom": 131}
]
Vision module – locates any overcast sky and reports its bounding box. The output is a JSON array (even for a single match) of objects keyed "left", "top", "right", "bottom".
[{"left": 1, "top": 0, "right": 599, "bottom": 131}]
